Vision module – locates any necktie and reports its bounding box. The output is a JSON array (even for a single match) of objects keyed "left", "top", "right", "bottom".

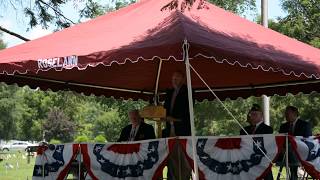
[
  {"left": 129, "top": 127, "right": 136, "bottom": 141},
  {"left": 170, "top": 89, "right": 179, "bottom": 114},
  {"left": 169, "top": 89, "right": 179, "bottom": 137},
  {"left": 251, "top": 125, "right": 256, "bottom": 134},
  {"left": 289, "top": 122, "right": 294, "bottom": 135},
  {"left": 169, "top": 121, "right": 176, "bottom": 137}
]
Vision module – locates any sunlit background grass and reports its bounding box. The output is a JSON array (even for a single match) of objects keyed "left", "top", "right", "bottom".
[{"left": 0, "top": 151, "right": 35, "bottom": 180}]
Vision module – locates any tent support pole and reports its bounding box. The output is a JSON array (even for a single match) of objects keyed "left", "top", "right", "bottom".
[
  {"left": 78, "top": 144, "right": 81, "bottom": 179},
  {"left": 154, "top": 59, "right": 163, "bottom": 105},
  {"left": 262, "top": 95, "right": 270, "bottom": 125},
  {"left": 261, "top": 0, "right": 268, "bottom": 28},
  {"left": 261, "top": 0, "right": 270, "bottom": 126},
  {"left": 154, "top": 59, "right": 163, "bottom": 138},
  {"left": 286, "top": 134, "right": 290, "bottom": 179},
  {"left": 183, "top": 39, "right": 199, "bottom": 180}
]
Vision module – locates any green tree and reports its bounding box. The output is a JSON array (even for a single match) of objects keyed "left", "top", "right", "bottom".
[
  {"left": 0, "top": 32, "right": 6, "bottom": 49},
  {"left": 0, "top": 83, "right": 19, "bottom": 140},
  {"left": 73, "top": 99, "right": 106, "bottom": 138},
  {"left": 194, "top": 97, "right": 261, "bottom": 136},
  {"left": 49, "top": 138, "right": 62, "bottom": 144},
  {"left": 269, "top": 0, "right": 320, "bottom": 48},
  {"left": 14, "top": 87, "right": 60, "bottom": 141},
  {"left": 92, "top": 110, "right": 125, "bottom": 142},
  {"left": 208, "top": 0, "right": 256, "bottom": 14},
  {"left": 0, "top": 0, "right": 134, "bottom": 31},
  {"left": 74, "top": 135, "right": 90, "bottom": 143},
  {"left": 43, "top": 107, "right": 77, "bottom": 142},
  {"left": 270, "top": 93, "right": 320, "bottom": 135},
  {"left": 94, "top": 135, "right": 107, "bottom": 143}
]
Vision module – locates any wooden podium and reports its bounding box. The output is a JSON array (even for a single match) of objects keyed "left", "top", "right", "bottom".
[
  {"left": 139, "top": 105, "right": 180, "bottom": 138},
  {"left": 139, "top": 105, "right": 166, "bottom": 138}
]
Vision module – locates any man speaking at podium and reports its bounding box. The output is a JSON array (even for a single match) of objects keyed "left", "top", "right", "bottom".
[
  {"left": 163, "top": 71, "right": 191, "bottom": 137},
  {"left": 163, "top": 71, "right": 193, "bottom": 180}
]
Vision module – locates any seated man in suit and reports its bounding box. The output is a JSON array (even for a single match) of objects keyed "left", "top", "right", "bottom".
[
  {"left": 240, "top": 104, "right": 273, "bottom": 180},
  {"left": 279, "top": 106, "right": 312, "bottom": 137},
  {"left": 240, "top": 104, "right": 273, "bottom": 135},
  {"left": 279, "top": 106, "right": 312, "bottom": 180},
  {"left": 118, "top": 109, "right": 156, "bottom": 142}
]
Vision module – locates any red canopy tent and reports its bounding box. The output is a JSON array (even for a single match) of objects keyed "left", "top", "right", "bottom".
[
  {"left": 1, "top": 1, "right": 319, "bottom": 178},
  {"left": 0, "top": 0, "right": 319, "bottom": 101}
]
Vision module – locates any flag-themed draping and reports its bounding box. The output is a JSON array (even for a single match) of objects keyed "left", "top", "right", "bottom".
[
  {"left": 290, "top": 136, "right": 320, "bottom": 179},
  {"left": 32, "top": 143, "right": 79, "bottom": 180},
  {"left": 183, "top": 135, "right": 285, "bottom": 180},
  {"left": 81, "top": 138, "right": 169, "bottom": 180}
]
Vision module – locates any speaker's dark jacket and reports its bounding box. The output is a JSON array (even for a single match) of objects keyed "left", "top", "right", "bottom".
[{"left": 163, "top": 85, "right": 191, "bottom": 137}]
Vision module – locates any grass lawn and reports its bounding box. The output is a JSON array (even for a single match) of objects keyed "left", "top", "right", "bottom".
[
  {"left": 272, "top": 165, "right": 287, "bottom": 179},
  {"left": 0, "top": 151, "right": 295, "bottom": 180},
  {"left": 0, "top": 151, "right": 35, "bottom": 180}
]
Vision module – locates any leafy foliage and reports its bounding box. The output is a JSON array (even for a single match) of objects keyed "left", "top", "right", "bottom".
[
  {"left": 24, "top": 0, "right": 73, "bottom": 30},
  {"left": 194, "top": 97, "right": 260, "bottom": 136},
  {"left": 43, "top": 107, "right": 77, "bottom": 142},
  {"left": 0, "top": 83, "right": 148, "bottom": 143},
  {"left": 269, "top": 0, "right": 320, "bottom": 48},
  {"left": 1, "top": 0, "right": 137, "bottom": 31},
  {"left": 0, "top": 33, "right": 6, "bottom": 49},
  {"left": 207, "top": 0, "right": 256, "bottom": 14},
  {"left": 0, "top": 84, "right": 18, "bottom": 140},
  {"left": 79, "top": 0, "right": 106, "bottom": 19},
  {"left": 74, "top": 135, "right": 90, "bottom": 143},
  {"left": 49, "top": 138, "right": 62, "bottom": 144},
  {"left": 94, "top": 134, "right": 107, "bottom": 143},
  {"left": 0, "top": 83, "right": 320, "bottom": 143}
]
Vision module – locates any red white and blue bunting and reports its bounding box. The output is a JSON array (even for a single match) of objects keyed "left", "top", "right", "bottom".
[
  {"left": 31, "top": 135, "right": 320, "bottom": 179},
  {"left": 32, "top": 143, "right": 79, "bottom": 180},
  {"left": 290, "top": 136, "right": 320, "bottom": 179},
  {"left": 183, "top": 135, "right": 285, "bottom": 180},
  {"left": 81, "top": 138, "right": 169, "bottom": 180}
]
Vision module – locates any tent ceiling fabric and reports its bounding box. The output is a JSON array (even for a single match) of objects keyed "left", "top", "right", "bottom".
[
  {"left": 0, "top": 0, "right": 319, "bottom": 100},
  {"left": 0, "top": 59, "right": 316, "bottom": 101}
]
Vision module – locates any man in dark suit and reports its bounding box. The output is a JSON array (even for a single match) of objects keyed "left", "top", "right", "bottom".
[
  {"left": 240, "top": 104, "right": 273, "bottom": 135},
  {"left": 279, "top": 106, "right": 312, "bottom": 180},
  {"left": 118, "top": 110, "right": 155, "bottom": 142},
  {"left": 240, "top": 104, "right": 274, "bottom": 180},
  {"left": 163, "top": 71, "right": 192, "bottom": 180},
  {"left": 163, "top": 71, "right": 191, "bottom": 137},
  {"left": 279, "top": 106, "right": 312, "bottom": 137}
]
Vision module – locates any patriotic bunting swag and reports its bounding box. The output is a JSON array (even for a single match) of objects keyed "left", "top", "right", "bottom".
[
  {"left": 81, "top": 138, "right": 169, "bottom": 180},
  {"left": 32, "top": 135, "right": 320, "bottom": 179},
  {"left": 184, "top": 135, "right": 284, "bottom": 180},
  {"left": 290, "top": 136, "right": 320, "bottom": 179},
  {"left": 32, "top": 144, "right": 79, "bottom": 180}
]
